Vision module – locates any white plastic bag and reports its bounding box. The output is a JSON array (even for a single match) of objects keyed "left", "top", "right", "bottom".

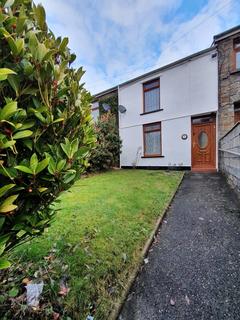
[{"left": 26, "top": 281, "right": 44, "bottom": 308}]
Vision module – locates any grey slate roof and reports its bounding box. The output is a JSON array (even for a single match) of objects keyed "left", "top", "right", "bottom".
[{"left": 213, "top": 25, "right": 240, "bottom": 42}]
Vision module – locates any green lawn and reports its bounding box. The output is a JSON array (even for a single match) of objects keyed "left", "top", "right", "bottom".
[{"left": 2, "top": 170, "right": 183, "bottom": 319}]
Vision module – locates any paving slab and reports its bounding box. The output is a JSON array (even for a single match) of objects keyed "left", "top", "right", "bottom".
[{"left": 119, "top": 173, "right": 240, "bottom": 320}]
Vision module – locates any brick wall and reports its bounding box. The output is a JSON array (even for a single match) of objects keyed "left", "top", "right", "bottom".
[{"left": 217, "top": 32, "right": 240, "bottom": 138}]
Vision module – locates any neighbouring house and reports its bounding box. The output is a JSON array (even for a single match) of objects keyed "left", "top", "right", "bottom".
[
  {"left": 92, "top": 25, "right": 240, "bottom": 173},
  {"left": 91, "top": 86, "right": 118, "bottom": 121},
  {"left": 213, "top": 26, "right": 240, "bottom": 138},
  {"left": 214, "top": 26, "right": 240, "bottom": 193}
]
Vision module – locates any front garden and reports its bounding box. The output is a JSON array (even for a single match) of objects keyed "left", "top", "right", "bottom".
[
  {"left": 0, "top": 2, "right": 183, "bottom": 319},
  {"left": 0, "top": 170, "right": 183, "bottom": 319}
]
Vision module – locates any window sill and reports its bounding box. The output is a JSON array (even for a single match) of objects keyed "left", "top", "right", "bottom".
[
  {"left": 230, "top": 69, "right": 240, "bottom": 75},
  {"left": 140, "top": 109, "right": 163, "bottom": 116},
  {"left": 141, "top": 155, "right": 165, "bottom": 158}
]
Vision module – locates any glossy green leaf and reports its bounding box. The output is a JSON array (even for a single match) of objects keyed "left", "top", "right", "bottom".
[
  {"left": 0, "top": 101, "right": 17, "bottom": 120},
  {"left": 21, "top": 87, "right": 38, "bottom": 95},
  {"left": 0, "top": 75, "right": 8, "bottom": 81},
  {"left": 22, "top": 60, "right": 34, "bottom": 76},
  {"left": 59, "top": 37, "right": 69, "bottom": 52},
  {"left": 0, "top": 140, "right": 16, "bottom": 149},
  {"left": 30, "top": 153, "right": 38, "bottom": 173},
  {"left": 37, "top": 43, "right": 48, "bottom": 62},
  {"left": 0, "top": 194, "right": 18, "bottom": 213},
  {"left": 48, "top": 157, "right": 56, "bottom": 175},
  {"left": 28, "top": 31, "right": 38, "bottom": 56},
  {"left": 23, "top": 139, "right": 33, "bottom": 150},
  {"left": 61, "top": 139, "right": 71, "bottom": 158},
  {"left": 0, "top": 184, "right": 15, "bottom": 197},
  {"left": 36, "top": 158, "right": 49, "bottom": 174},
  {"left": 7, "top": 75, "right": 20, "bottom": 96},
  {"left": 6, "top": 36, "right": 18, "bottom": 56},
  {"left": 0, "top": 244, "right": 6, "bottom": 256},
  {"left": 71, "top": 138, "right": 79, "bottom": 156},
  {"left": 16, "top": 230, "right": 26, "bottom": 238},
  {"left": 0, "top": 68, "right": 16, "bottom": 77},
  {"left": 63, "top": 170, "right": 76, "bottom": 184},
  {"left": 12, "top": 130, "right": 33, "bottom": 139},
  {"left": 34, "top": 4, "right": 46, "bottom": 30},
  {"left": 57, "top": 159, "right": 66, "bottom": 171},
  {"left": 0, "top": 217, "right": 5, "bottom": 230},
  {"left": 1, "top": 194, "right": 18, "bottom": 205},
  {"left": 38, "top": 187, "right": 48, "bottom": 192},
  {"left": 52, "top": 118, "right": 64, "bottom": 124},
  {"left": 15, "top": 38, "right": 24, "bottom": 54},
  {"left": 0, "top": 167, "right": 17, "bottom": 179},
  {"left": 0, "top": 258, "right": 11, "bottom": 270},
  {"left": 15, "top": 165, "right": 33, "bottom": 174},
  {"left": 19, "top": 121, "right": 35, "bottom": 130},
  {"left": 34, "top": 111, "right": 47, "bottom": 123}
]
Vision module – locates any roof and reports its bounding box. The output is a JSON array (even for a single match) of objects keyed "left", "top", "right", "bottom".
[
  {"left": 119, "top": 46, "right": 216, "bottom": 88},
  {"left": 93, "top": 85, "right": 118, "bottom": 101},
  {"left": 93, "top": 46, "right": 216, "bottom": 98},
  {"left": 213, "top": 25, "right": 240, "bottom": 42}
]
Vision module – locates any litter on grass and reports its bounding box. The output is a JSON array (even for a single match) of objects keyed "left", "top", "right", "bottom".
[
  {"left": 58, "top": 276, "right": 70, "bottom": 296},
  {"left": 26, "top": 281, "right": 44, "bottom": 308}
]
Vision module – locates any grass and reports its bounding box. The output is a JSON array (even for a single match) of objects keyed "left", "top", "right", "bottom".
[{"left": 2, "top": 169, "right": 183, "bottom": 319}]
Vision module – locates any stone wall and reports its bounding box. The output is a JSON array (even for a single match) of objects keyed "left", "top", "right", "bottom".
[
  {"left": 219, "top": 123, "right": 240, "bottom": 196},
  {"left": 217, "top": 32, "right": 240, "bottom": 138}
]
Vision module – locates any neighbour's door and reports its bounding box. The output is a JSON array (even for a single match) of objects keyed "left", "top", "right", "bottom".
[{"left": 191, "top": 116, "right": 216, "bottom": 172}]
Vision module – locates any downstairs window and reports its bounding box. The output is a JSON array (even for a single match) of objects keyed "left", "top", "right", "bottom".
[{"left": 143, "top": 122, "right": 162, "bottom": 157}]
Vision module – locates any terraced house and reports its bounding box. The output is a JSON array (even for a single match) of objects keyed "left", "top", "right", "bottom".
[{"left": 92, "top": 25, "right": 240, "bottom": 174}]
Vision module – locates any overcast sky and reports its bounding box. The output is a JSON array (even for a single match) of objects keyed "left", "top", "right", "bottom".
[{"left": 35, "top": 0, "right": 240, "bottom": 94}]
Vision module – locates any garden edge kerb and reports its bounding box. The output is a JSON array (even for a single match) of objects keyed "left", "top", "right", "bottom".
[{"left": 109, "top": 172, "right": 185, "bottom": 320}]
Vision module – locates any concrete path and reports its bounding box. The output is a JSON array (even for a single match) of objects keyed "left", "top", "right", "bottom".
[{"left": 119, "top": 173, "right": 240, "bottom": 320}]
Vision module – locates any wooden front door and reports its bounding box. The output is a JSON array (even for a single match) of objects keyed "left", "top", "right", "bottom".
[{"left": 191, "top": 116, "right": 216, "bottom": 171}]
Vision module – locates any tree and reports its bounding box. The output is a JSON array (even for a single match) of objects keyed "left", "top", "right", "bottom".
[
  {"left": 0, "top": 0, "right": 95, "bottom": 268},
  {"left": 90, "top": 112, "right": 121, "bottom": 171}
]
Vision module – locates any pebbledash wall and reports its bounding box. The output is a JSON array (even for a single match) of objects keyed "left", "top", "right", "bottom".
[
  {"left": 219, "top": 123, "right": 240, "bottom": 196},
  {"left": 118, "top": 48, "right": 218, "bottom": 168}
]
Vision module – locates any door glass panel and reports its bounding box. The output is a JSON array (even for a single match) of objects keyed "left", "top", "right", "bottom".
[{"left": 198, "top": 131, "right": 208, "bottom": 149}]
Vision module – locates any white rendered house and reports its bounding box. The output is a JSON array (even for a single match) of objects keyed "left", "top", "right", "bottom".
[
  {"left": 118, "top": 48, "right": 218, "bottom": 171},
  {"left": 92, "top": 26, "right": 240, "bottom": 172},
  {"left": 93, "top": 48, "right": 219, "bottom": 172}
]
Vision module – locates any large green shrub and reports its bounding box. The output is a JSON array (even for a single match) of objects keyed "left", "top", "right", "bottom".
[
  {"left": 90, "top": 112, "right": 121, "bottom": 171},
  {"left": 0, "top": 0, "right": 95, "bottom": 267}
]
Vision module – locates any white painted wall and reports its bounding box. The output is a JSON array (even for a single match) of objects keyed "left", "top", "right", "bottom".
[
  {"left": 118, "top": 49, "right": 218, "bottom": 167},
  {"left": 91, "top": 102, "right": 99, "bottom": 121},
  {"left": 120, "top": 116, "right": 191, "bottom": 167}
]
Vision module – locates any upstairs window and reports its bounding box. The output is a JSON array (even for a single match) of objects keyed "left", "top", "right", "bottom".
[
  {"left": 143, "top": 78, "right": 160, "bottom": 113},
  {"left": 234, "top": 102, "right": 240, "bottom": 124},
  {"left": 233, "top": 37, "right": 240, "bottom": 70},
  {"left": 143, "top": 122, "right": 161, "bottom": 157}
]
